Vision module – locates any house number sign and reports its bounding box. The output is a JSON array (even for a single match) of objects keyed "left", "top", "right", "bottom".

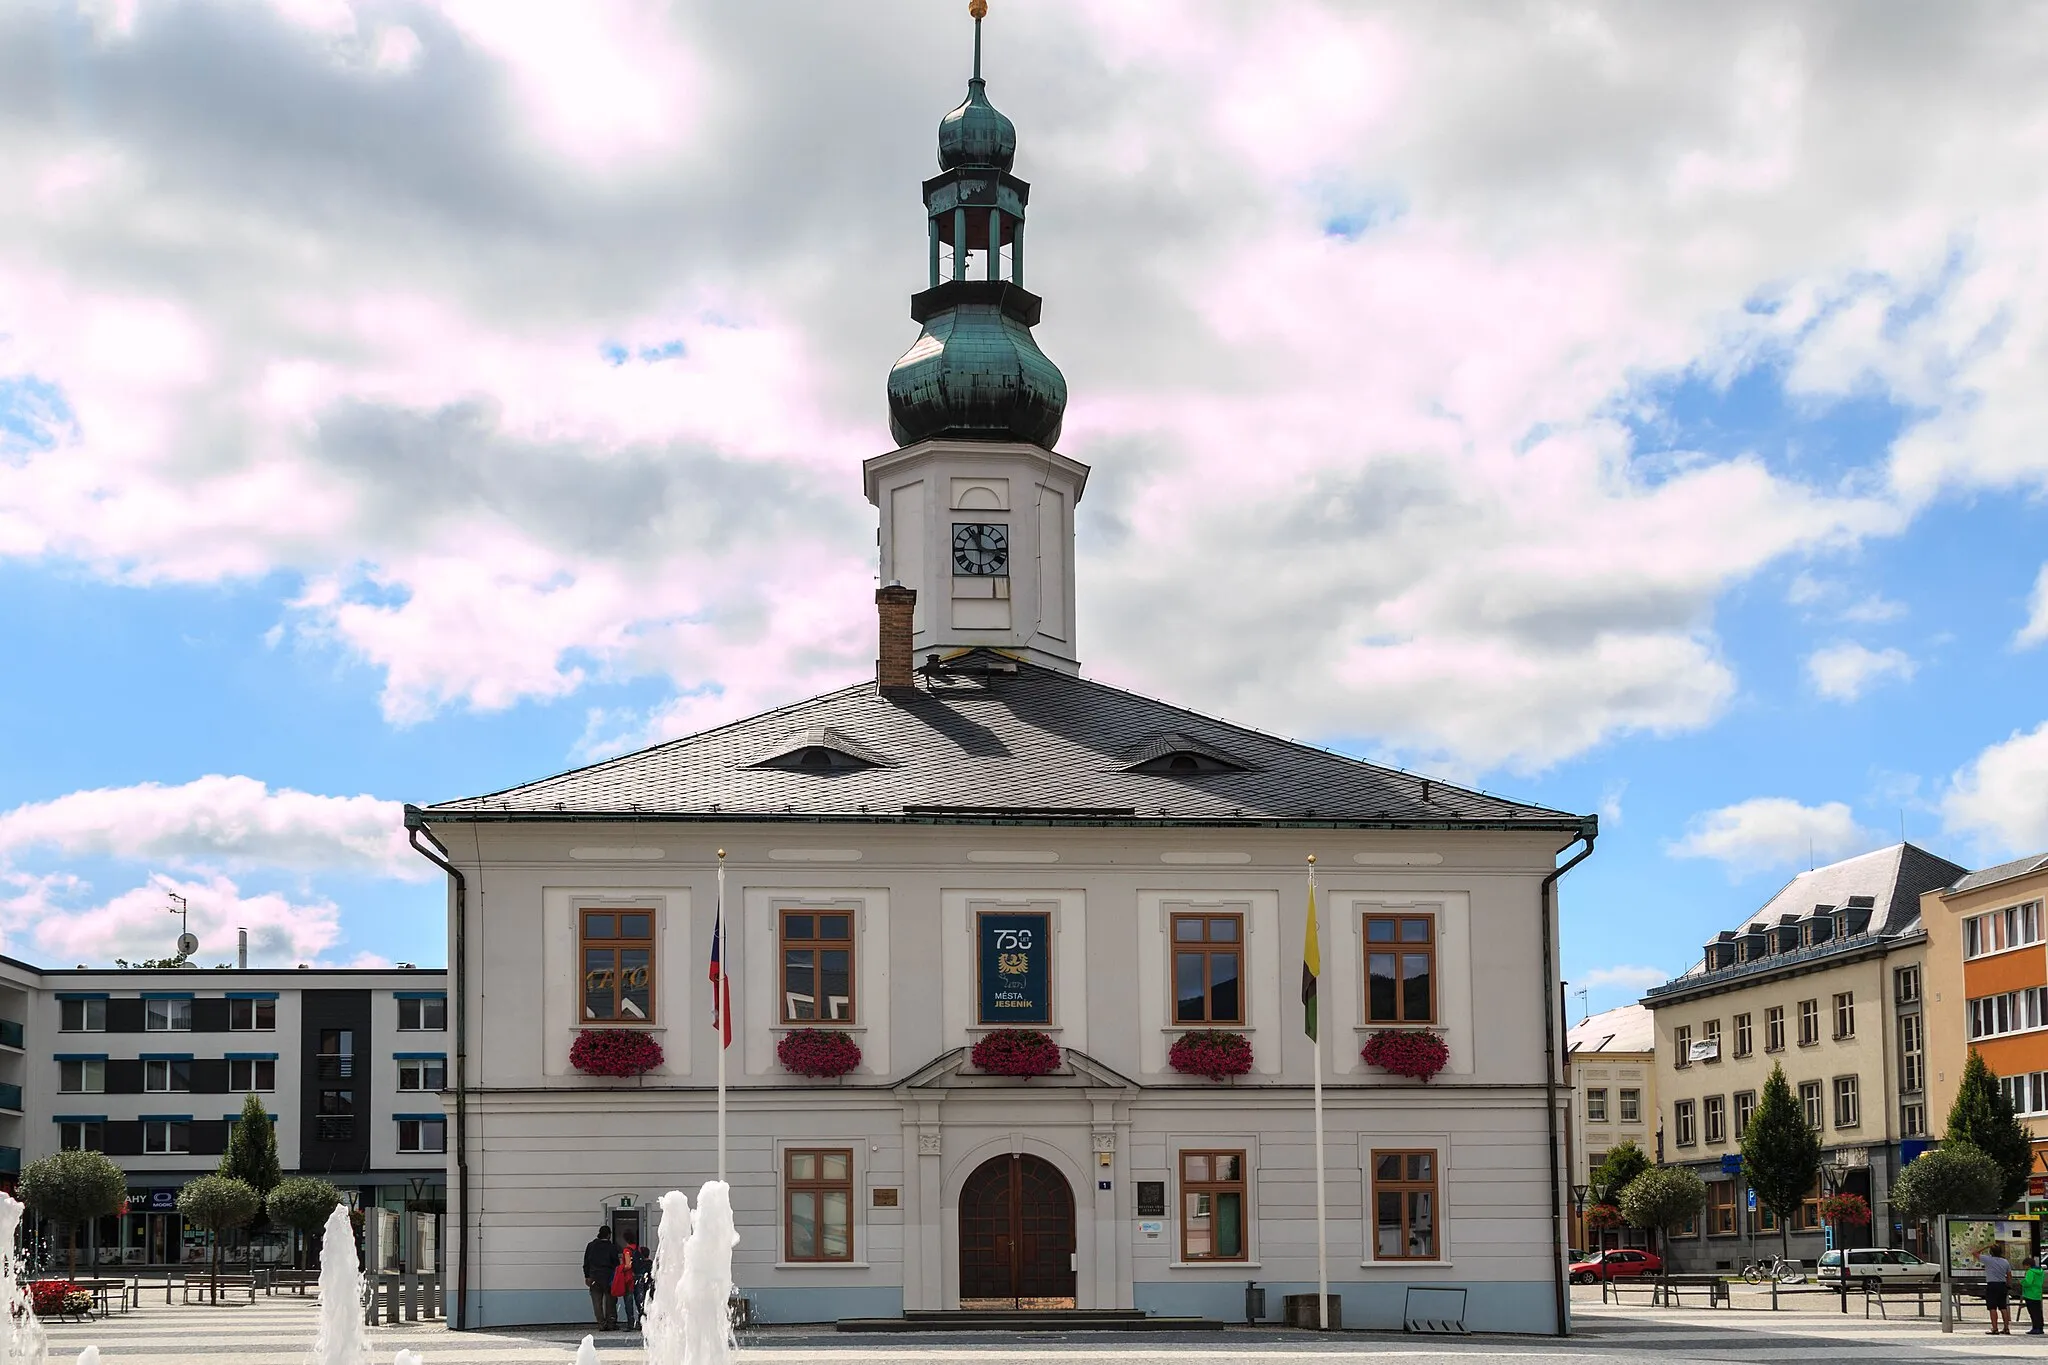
[{"left": 976, "top": 911, "right": 1052, "bottom": 1024}]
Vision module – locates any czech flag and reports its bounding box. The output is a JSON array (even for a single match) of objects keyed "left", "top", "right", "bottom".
[{"left": 709, "top": 903, "right": 732, "bottom": 1048}]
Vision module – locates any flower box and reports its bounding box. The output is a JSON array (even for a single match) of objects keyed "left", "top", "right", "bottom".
[
  {"left": 569, "top": 1028, "right": 664, "bottom": 1078},
  {"left": 777, "top": 1028, "right": 863, "bottom": 1078},
  {"left": 1583, "top": 1203, "right": 1625, "bottom": 1231},
  {"left": 970, "top": 1029, "right": 1061, "bottom": 1077},
  {"left": 29, "top": 1280, "right": 88, "bottom": 1317},
  {"left": 1360, "top": 1029, "right": 1449, "bottom": 1081},
  {"left": 1167, "top": 1029, "right": 1254, "bottom": 1081},
  {"left": 1818, "top": 1192, "right": 1872, "bottom": 1226}
]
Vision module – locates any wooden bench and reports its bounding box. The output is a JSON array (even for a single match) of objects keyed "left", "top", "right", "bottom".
[
  {"left": 182, "top": 1274, "right": 256, "bottom": 1305},
  {"left": 1606, "top": 1276, "right": 1731, "bottom": 1308}
]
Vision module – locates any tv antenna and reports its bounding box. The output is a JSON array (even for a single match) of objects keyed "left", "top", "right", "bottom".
[
  {"left": 166, "top": 893, "right": 198, "bottom": 959},
  {"left": 1574, "top": 986, "right": 1590, "bottom": 1023}
]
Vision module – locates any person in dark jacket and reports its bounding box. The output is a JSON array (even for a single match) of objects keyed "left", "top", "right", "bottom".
[{"left": 581, "top": 1226, "right": 620, "bottom": 1329}]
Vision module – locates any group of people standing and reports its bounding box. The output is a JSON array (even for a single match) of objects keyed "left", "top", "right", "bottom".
[
  {"left": 581, "top": 1224, "right": 653, "bottom": 1331},
  {"left": 1977, "top": 1242, "right": 2046, "bottom": 1336}
]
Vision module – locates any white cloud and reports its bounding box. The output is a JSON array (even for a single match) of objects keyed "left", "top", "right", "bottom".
[
  {"left": 0, "top": 869, "right": 342, "bottom": 968},
  {"left": 0, "top": 775, "right": 423, "bottom": 879},
  {"left": 1805, "top": 642, "right": 1916, "bottom": 701},
  {"left": 1578, "top": 964, "right": 1668, "bottom": 992},
  {"left": 2018, "top": 564, "right": 2048, "bottom": 649},
  {"left": 1942, "top": 721, "right": 2048, "bottom": 858},
  {"left": 1669, "top": 797, "right": 1872, "bottom": 876},
  {"left": 1, "top": 4, "right": 2045, "bottom": 771}
]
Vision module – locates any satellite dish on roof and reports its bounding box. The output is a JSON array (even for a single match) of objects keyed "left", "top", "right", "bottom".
[{"left": 177, "top": 932, "right": 199, "bottom": 957}]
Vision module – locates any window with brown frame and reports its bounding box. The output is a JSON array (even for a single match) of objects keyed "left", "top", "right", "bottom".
[
  {"left": 1372, "top": 1149, "right": 1439, "bottom": 1260},
  {"left": 1708, "top": 1178, "right": 1737, "bottom": 1235},
  {"left": 581, "top": 908, "right": 655, "bottom": 1023},
  {"left": 1179, "top": 1151, "right": 1248, "bottom": 1261},
  {"left": 1364, "top": 914, "right": 1435, "bottom": 1023},
  {"left": 780, "top": 908, "right": 855, "bottom": 1023},
  {"left": 784, "top": 1148, "right": 854, "bottom": 1262},
  {"left": 1172, "top": 912, "right": 1244, "bottom": 1024}
]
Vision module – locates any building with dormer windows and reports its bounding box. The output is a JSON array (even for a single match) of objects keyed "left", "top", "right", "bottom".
[
  {"left": 1641, "top": 843, "right": 1962, "bottom": 1270},
  {"left": 407, "top": 7, "right": 1597, "bottom": 1334}
]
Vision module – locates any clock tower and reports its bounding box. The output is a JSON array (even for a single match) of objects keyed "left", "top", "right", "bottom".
[{"left": 863, "top": 2, "right": 1087, "bottom": 675}]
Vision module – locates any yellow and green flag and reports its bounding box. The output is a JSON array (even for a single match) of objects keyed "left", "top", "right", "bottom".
[{"left": 1302, "top": 882, "right": 1321, "bottom": 1041}]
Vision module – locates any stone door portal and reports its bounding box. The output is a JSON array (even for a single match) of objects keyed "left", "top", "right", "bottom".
[{"left": 958, "top": 1153, "right": 1077, "bottom": 1309}]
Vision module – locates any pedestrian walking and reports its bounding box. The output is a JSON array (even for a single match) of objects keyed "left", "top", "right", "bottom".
[
  {"left": 1979, "top": 1241, "right": 2014, "bottom": 1335},
  {"left": 2022, "top": 1254, "right": 2045, "bottom": 1335},
  {"left": 582, "top": 1225, "right": 620, "bottom": 1331}
]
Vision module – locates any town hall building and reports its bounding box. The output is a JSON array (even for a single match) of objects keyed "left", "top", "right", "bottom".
[{"left": 407, "top": 8, "right": 1597, "bottom": 1335}]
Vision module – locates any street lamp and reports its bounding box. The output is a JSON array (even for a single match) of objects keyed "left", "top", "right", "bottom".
[
  {"left": 1571, "top": 1184, "right": 1591, "bottom": 1258},
  {"left": 1822, "top": 1157, "right": 1851, "bottom": 1313}
]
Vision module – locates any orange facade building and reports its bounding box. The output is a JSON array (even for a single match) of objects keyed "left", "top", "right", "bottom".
[{"left": 1924, "top": 853, "right": 2048, "bottom": 1180}]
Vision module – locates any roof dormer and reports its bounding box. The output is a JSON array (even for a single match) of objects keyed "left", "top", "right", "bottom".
[
  {"left": 1123, "top": 732, "right": 1253, "bottom": 775},
  {"left": 747, "top": 727, "right": 896, "bottom": 773}
]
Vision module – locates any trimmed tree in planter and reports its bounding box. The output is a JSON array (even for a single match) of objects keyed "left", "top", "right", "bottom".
[
  {"left": 1168, "top": 1030, "right": 1254, "bottom": 1082},
  {"left": 570, "top": 1028, "right": 664, "bottom": 1078},
  {"left": 971, "top": 1029, "right": 1061, "bottom": 1077},
  {"left": 777, "top": 1029, "right": 863, "bottom": 1078},
  {"left": 1618, "top": 1166, "right": 1707, "bottom": 1288},
  {"left": 1360, "top": 1029, "right": 1449, "bottom": 1081},
  {"left": 267, "top": 1176, "right": 345, "bottom": 1274},
  {"left": 18, "top": 1149, "right": 127, "bottom": 1276},
  {"left": 178, "top": 1175, "right": 262, "bottom": 1304}
]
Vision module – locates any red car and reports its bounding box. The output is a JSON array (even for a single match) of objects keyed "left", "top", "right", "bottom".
[{"left": 1570, "top": 1249, "right": 1663, "bottom": 1283}]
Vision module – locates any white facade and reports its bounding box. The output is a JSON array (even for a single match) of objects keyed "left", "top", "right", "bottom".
[{"left": 428, "top": 821, "right": 1582, "bottom": 1330}]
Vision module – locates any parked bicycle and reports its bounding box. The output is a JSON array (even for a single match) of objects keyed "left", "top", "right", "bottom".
[{"left": 1741, "top": 1256, "right": 1806, "bottom": 1283}]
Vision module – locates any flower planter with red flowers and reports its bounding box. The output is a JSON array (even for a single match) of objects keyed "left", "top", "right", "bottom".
[
  {"left": 1360, "top": 1028, "right": 1450, "bottom": 1081},
  {"left": 569, "top": 1028, "right": 664, "bottom": 1078},
  {"left": 1818, "top": 1192, "right": 1872, "bottom": 1226},
  {"left": 1167, "top": 1029, "right": 1254, "bottom": 1082},
  {"left": 1584, "top": 1203, "right": 1625, "bottom": 1231},
  {"left": 777, "top": 1028, "right": 863, "bottom": 1079},
  {"left": 30, "top": 1280, "right": 88, "bottom": 1317},
  {"left": 970, "top": 1029, "right": 1062, "bottom": 1077}
]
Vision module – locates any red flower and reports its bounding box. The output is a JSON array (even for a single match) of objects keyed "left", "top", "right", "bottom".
[
  {"left": 569, "top": 1028, "right": 664, "bottom": 1078},
  {"left": 30, "top": 1280, "right": 81, "bottom": 1316},
  {"left": 970, "top": 1029, "right": 1062, "bottom": 1077},
  {"left": 777, "top": 1029, "right": 863, "bottom": 1078},
  {"left": 1361, "top": 1029, "right": 1449, "bottom": 1081},
  {"left": 1819, "top": 1192, "right": 1872, "bottom": 1226},
  {"left": 1167, "top": 1030, "right": 1254, "bottom": 1082},
  {"left": 1584, "top": 1203, "right": 1625, "bottom": 1231}
]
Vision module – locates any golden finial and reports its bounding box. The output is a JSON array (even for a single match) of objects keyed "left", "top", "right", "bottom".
[
  {"left": 1307, "top": 853, "right": 1317, "bottom": 866},
  {"left": 716, "top": 848, "right": 726, "bottom": 860},
  {"left": 969, "top": 0, "right": 987, "bottom": 18}
]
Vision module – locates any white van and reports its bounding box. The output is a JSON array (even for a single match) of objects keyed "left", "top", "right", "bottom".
[{"left": 1816, "top": 1248, "right": 1937, "bottom": 1283}]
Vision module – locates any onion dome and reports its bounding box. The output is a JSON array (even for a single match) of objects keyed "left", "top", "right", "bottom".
[{"left": 937, "top": 80, "right": 1015, "bottom": 171}]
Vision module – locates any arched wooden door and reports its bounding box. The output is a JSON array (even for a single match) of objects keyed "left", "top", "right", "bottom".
[{"left": 958, "top": 1153, "right": 1077, "bottom": 1309}]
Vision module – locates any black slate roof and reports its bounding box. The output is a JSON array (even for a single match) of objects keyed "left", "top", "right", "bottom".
[{"left": 416, "top": 656, "right": 1584, "bottom": 831}]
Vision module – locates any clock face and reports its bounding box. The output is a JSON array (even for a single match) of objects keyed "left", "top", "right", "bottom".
[{"left": 953, "top": 522, "right": 1009, "bottom": 576}]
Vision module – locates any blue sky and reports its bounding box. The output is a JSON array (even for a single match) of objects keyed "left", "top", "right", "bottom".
[{"left": 0, "top": 2, "right": 2044, "bottom": 983}]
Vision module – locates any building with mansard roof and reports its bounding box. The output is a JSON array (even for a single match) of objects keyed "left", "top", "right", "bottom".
[
  {"left": 1641, "top": 843, "right": 1963, "bottom": 1270},
  {"left": 407, "top": 7, "right": 1597, "bottom": 1334}
]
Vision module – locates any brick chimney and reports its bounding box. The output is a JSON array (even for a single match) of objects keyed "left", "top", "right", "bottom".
[{"left": 876, "top": 584, "right": 917, "bottom": 694}]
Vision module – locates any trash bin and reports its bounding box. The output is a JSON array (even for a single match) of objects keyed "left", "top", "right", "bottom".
[
  {"left": 1283, "top": 1293, "right": 1341, "bottom": 1329},
  {"left": 1244, "top": 1281, "right": 1266, "bottom": 1323}
]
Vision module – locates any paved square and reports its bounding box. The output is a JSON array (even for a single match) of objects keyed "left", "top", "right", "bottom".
[{"left": 36, "top": 1289, "right": 2048, "bottom": 1365}]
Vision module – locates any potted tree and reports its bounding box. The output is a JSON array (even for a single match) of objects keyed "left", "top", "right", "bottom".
[
  {"left": 18, "top": 1149, "right": 126, "bottom": 1278},
  {"left": 177, "top": 1175, "right": 262, "bottom": 1304}
]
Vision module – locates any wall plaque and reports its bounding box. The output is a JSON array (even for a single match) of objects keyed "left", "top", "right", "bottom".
[
  {"left": 1136, "top": 1181, "right": 1166, "bottom": 1217},
  {"left": 872, "top": 1187, "right": 900, "bottom": 1208},
  {"left": 976, "top": 910, "right": 1052, "bottom": 1024}
]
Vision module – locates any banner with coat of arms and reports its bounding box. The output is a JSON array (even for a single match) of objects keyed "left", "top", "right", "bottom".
[{"left": 977, "top": 911, "right": 1052, "bottom": 1024}]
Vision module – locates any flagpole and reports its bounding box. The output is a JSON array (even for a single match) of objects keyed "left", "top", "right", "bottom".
[
  {"left": 1310, "top": 852, "right": 1329, "bottom": 1331},
  {"left": 716, "top": 848, "right": 727, "bottom": 1186}
]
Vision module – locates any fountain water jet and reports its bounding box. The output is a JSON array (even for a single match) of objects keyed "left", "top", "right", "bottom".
[
  {"left": 0, "top": 1193, "right": 47, "bottom": 1365},
  {"left": 639, "top": 1190, "right": 692, "bottom": 1365},
  {"left": 679, "top": 1183, "right": 738, "bottom": 1365},
  {"left": 572, "top": 1337, "right": 599, "bottom": 1365},
  {"left": 309, "top": 1204, "right": 369, "bottom": 1365},
  {"left": 73, "top": 1351, "right": 95, "bottom": 1365}
]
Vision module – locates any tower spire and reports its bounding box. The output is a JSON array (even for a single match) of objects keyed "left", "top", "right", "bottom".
[{"left": 885, "top": 0, "right": 1067, "bottom": 449}]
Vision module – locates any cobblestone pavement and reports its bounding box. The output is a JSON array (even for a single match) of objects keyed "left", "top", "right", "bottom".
[{"left": 34, "top": 1287, "right": 2048, "bottom": 1364}]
